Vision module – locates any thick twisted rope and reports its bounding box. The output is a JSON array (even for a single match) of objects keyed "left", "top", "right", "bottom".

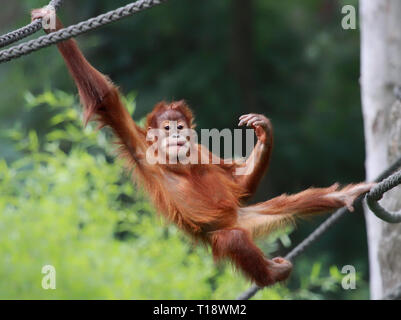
[
  {"left": 0, "top": 0, "right": 64, "bottom": 49},
  {"left": 237, "top": 156, "right": 401, "bottom": 300},
  {"left": 0, "top": 0, "right": 168, "bottom": 63},
  {"left": 366, "top": 171, "right": 401, "bottom": 223}
]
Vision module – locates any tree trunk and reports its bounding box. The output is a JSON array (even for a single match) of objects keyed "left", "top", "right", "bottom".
[{"left": 360, "top": 0, "right": 401, "bottom": 300}]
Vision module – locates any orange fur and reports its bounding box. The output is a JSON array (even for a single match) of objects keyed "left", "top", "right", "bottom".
[
  {"left": 146, "top": 100, "right": 195, "bottom": 129},
  {"left": 49, "top": 15, "right": 370, "bottom": 287}
]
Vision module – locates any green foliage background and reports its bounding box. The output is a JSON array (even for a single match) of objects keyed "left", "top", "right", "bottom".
[{"left": 0, "top": 0, "right": 369, "bottom": 299}]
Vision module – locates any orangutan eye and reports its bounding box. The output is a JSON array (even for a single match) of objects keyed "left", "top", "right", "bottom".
[
  {"left": 177, "top": 124, "right": 184, "bottom": 130},
  {"left": 164, "top": 125, "right": 170, "bottom": 131}
]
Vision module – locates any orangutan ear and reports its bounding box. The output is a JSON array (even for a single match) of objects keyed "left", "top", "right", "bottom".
[{"left": 146, "top": 126, "right": 155, "bottom": 144}]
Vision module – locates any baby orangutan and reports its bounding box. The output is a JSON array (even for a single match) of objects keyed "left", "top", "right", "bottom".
[{"left": 32, "top": 7, "right": 374, "bottom": 287}]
